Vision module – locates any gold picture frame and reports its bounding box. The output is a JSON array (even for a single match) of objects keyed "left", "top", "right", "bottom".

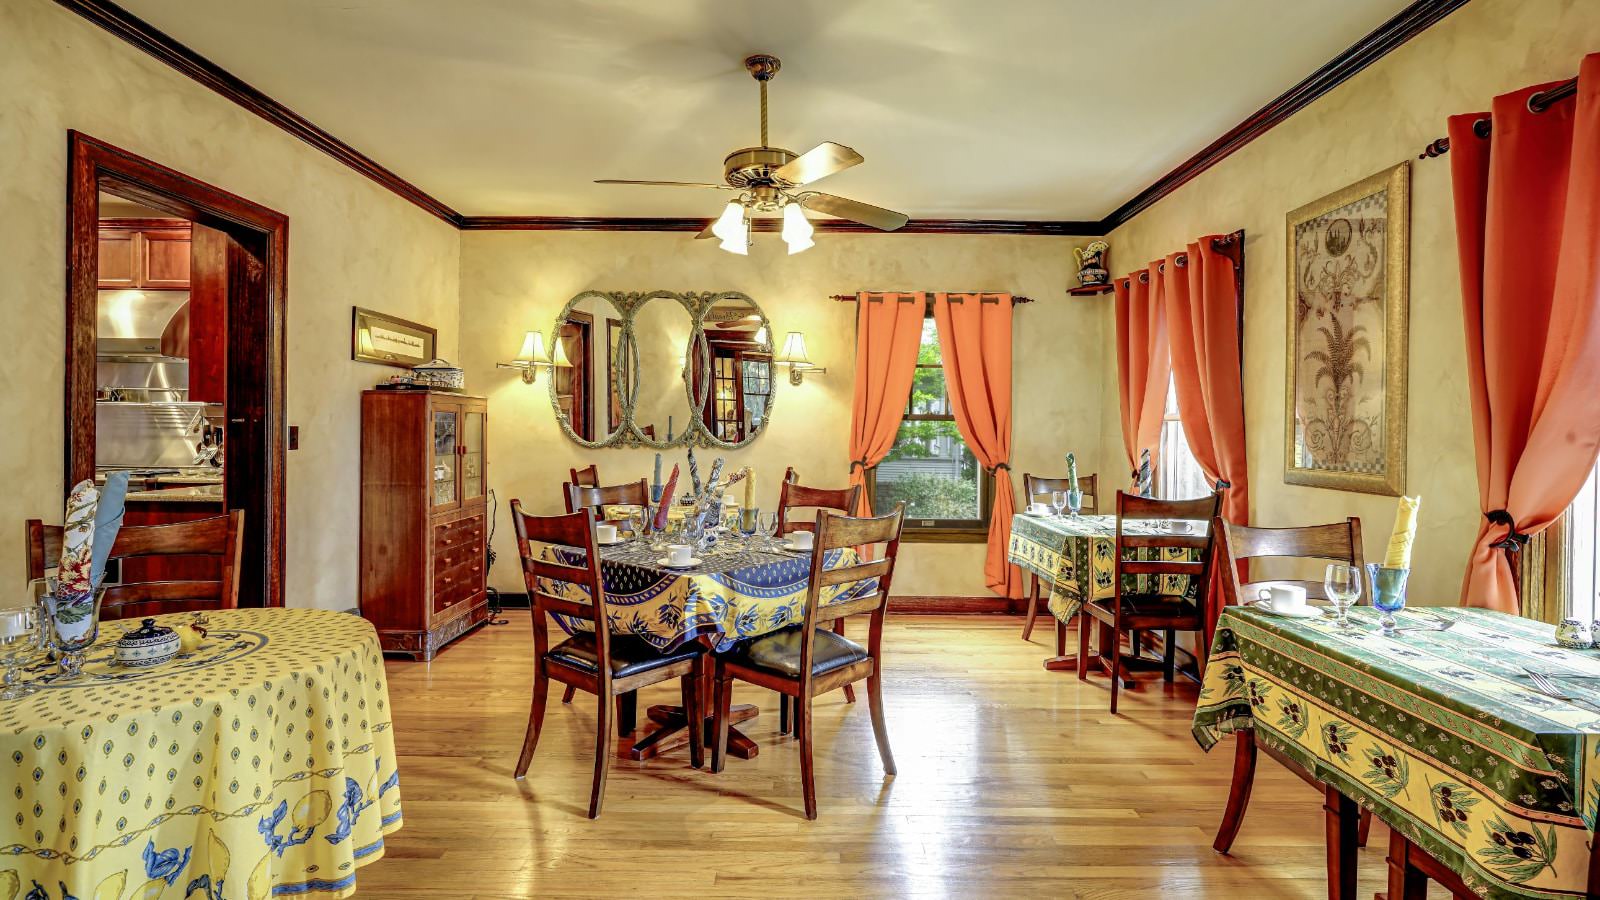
[
  {"left": 1284, "top": 162, "right": 1410, "bottom": 495},
  {"left": 352, "top": 307, "right": 436, "bottom": 368}
]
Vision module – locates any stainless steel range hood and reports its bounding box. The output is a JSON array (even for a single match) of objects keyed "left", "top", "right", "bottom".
[{"left": 96, "top": 289, "right": 189, "bottom": 358}]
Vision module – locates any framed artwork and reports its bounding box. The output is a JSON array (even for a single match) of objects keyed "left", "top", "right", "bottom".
[
  {"left": 1284, "top": 162, "right": 1410, "bottom": 495},
  {"left": 352, "top": 307, "right": 436, "bottom": 368}
]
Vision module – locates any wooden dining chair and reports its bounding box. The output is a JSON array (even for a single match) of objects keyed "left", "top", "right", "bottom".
[
  {"left": 711, "top": 504, "right": 905, "bottom": 819},
  {"left": 1078, "top": 492, "right": 1220, "bottom": 714},
  {"left": 1211, "top": 516, "right": 1371, "bottom": 856},
  {"left": 561, "top": 478, "right": 653, "bottom": 707},
  {"left": 774, "top": 474, "right": 864, "bottom": 717},
  {"left": 509, "top": 502, "right": 705, "bottom": 818},
  {"left": 1017, "top": 471, "right": 1100, "bottom": 641},
  {"left": 569, "top": 464, "right": 600, "bottom": 488},
  {"left": 26, "top": 512, "right": 244, "bottom": 620}
]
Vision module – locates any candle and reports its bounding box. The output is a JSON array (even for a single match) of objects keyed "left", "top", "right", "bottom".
[
  {"left": 653, "top": 453, "right": 662, "bottom": 487},
  {"left": 743, "top": 466, "right": 755, "bottom": 509}
]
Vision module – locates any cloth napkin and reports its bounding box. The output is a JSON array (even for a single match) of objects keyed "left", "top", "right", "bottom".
[
  {"left": 90, "top": 470, "right": 130, "bottom": 591},
  {"left": 57, "top": 479, "right": 99, "bottom": 594},
  {"left": 1383, "top": 495, "right": 1421, "bottom": 568}
]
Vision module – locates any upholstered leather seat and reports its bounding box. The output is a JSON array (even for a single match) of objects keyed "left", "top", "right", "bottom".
[
  {"left": 729, "top": 626, "right": 869, "bottom": 679},
  {"left": 548, "top": 634, "right": 703, "bottom": 678}
]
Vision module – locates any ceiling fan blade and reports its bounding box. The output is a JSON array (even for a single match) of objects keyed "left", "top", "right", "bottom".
[
  {"left": 595, "top": 179, "right": 733, "bottom": 189},
  {"left": 695, "top": 220, "right": 717, "bottom": 240},
  {"left": 772, "top": 142, "right": 864, "bottom": 186},
  {"left": 802, "top": 193, "right": 910, "bottom": 232}
]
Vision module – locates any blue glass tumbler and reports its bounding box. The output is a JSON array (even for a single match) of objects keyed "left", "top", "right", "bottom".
[{"left": 1366, "top": 564, "right": 1410, "bottom": 636}]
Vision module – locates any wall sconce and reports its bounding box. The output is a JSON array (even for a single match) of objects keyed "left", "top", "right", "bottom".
[
  {"left": 773, "top": 331, "right": 826, "bottom": 385},
  {"left": 497, "top": 330, "right": 570, "bottom": 384}
]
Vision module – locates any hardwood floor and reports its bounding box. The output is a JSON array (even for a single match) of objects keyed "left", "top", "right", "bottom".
[{"left": 365, "top": 612, "right": 1392, "bottom": 898}]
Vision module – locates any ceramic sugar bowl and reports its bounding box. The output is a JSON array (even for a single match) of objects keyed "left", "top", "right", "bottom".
[
  {"left": 115, "top": 618, "right": 181, "bottom": 667},
  {"left": 1555, "top": 618, "right": 1594, "bottom": 650}
]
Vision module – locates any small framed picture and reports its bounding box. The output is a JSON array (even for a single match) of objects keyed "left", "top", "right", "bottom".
[{"left": 352, "top": 307, "right": 436, "bottom": 368}]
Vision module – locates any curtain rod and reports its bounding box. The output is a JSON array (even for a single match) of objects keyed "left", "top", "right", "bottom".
[
  {"left": 1419, "top": 76, "right": 1577, "bottom": 159},
  {"left": 830, "top": 293, "right": 1034, "bottom": 304}
]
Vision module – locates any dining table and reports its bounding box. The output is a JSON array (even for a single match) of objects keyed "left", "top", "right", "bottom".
[
  {"left": 540, "top": 533, "right": 878, "bottom": 762},
  {"left": 1006, "top": 511, "right": 1199, "bottom": 671},
  {"left": 1194, "top": 604, "right": 1600, "bottom": 900},
  {"left": 0, "top": 607, "right": 401, "bottom": 900}
]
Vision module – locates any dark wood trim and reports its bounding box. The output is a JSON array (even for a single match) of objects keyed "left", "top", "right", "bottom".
[
  {"left": 68, "top": 130, "right": 288, "bottom": 609},
  {"left": 60, "top": 0, "right": 1465, "bottom": 237},
  {"left": 54, "top": 0, "right": 457, "bottom": 225},
  {"left": 456, "top": 216, "right": 1099, "bottom": 235},
  {"left": 1098, "top": 0, "right": 1472, "bottom": 230}
]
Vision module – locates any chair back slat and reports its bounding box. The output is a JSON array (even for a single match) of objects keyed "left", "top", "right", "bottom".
[
  {"left": 29, "top": 511, "right": 245, "bottom": 620},
  {"left": 565, "top": 480, "right": 650, "bottom": 522},
  {"left": 1114, "top": 491, "right": 1221, "bottom": 605},
  {"left": 1217, "top": 518, "right": 1364, "bottom": 603},
  {"left": 814, "top": 558, "right": 892, "bottom": 588},
  {"left": 511, "top": 502, "right": 609, "bottom": 676},
  {"left": 569, "top": 465, "right": 601, "bottom": 488},
  {"left": 776, "top": 478, "right": 860, "bottom": 534},
  {"left": 792, "top": 504, "right": 906, "bottom": 694},
  {"left": 1023, "top": 473, "right": 1099, "bottom": 515}
]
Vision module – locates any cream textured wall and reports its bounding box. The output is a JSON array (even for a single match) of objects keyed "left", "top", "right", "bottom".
[
  {"left": 1099, "top": 0, "right": 1600, "bottom": 604},
  {"left": 0, "top": 0, "right": 461, "bottom": 607},
  {"left": 458, "top": 231, "right": 1106, "bottom": 598}
]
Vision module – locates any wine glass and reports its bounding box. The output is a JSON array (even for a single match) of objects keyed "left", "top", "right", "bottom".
[
  {"left": 1066, "top": 490, "right": 1084, "bottom": 517},
  {"left": 0, "top": 606, "right": 39, "bottom": 699},
  {"left": 1051, "top": 490, "right": 1069, "bottom": 518},
  {"left": 1323, "top": 564, "right": 1362, "bottom": 630}
]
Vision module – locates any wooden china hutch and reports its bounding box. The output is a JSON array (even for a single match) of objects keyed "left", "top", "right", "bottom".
[{"left": 359, "top": 390, "right": 489, "bottom": 659}]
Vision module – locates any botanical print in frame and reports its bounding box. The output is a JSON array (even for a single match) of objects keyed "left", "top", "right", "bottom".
[
  {"left": 1284, "top": 162, "right": 1409, "bottom": 495},
  {"left": 352, "top": 306, "right": 436, "bottom": 368}
]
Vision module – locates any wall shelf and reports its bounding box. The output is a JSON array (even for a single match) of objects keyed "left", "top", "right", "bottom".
[{"left": 1067, "top": 284, "right": 1114, "bottom": 297}]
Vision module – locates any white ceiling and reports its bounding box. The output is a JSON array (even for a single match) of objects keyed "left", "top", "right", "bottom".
[{"left": 116, "top": 0, "right": 1416, "bottom": 220}]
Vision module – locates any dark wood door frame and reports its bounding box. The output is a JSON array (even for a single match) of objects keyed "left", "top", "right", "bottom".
[{"left": 66, "top": 131, "right": 288, "bottom": 608}]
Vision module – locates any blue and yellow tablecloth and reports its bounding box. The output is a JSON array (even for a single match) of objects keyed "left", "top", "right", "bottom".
[
  {"left": 1196, "top": 606, "right": 1600, "bottom": 899},
  {"left": 541, "top": 540, "right": 877, "bottom": 650},
  {"left": 0, "top": 608, "right": 400, "bottom": 899}
]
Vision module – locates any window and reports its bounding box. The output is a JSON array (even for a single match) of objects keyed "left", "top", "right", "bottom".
[
  {"left": 868, "top": 314, "right": 991, "bottom": 540},
  {"left": 1560, "top": 461, "right": 1600, "bottom": 621},
  {"left": 1157, "top": 376, "right": 1211, "bottom": 501}
]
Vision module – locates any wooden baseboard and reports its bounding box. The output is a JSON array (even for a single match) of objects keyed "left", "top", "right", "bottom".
[{"left": 492, "top": 592, "right": 1021, "bottom": 615}]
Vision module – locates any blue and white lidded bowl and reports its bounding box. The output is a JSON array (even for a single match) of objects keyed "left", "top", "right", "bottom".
[
  {"left": 115, "top": 618, "right": 180, "bottom": 667},
  {"left": 1555, "top": 618, "right": 1594, "bottom": 650}
]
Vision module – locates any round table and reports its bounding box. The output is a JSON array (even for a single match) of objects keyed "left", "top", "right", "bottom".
[{"left": 0, "top": 608, "right": 401, "bottom": 899}]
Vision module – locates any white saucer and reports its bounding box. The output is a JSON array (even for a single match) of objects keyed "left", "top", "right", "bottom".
[
  {"left": 780, "top": 540, "right": 815, "bottom": 552},
  {"left": 1250, "top": 600, "right": 1325, "bottom": 619},
  {"left": 595, "top": 537, "right": 625, "bottom": 546},
  {"left": 658, "top": 556, "right": 702, "bottom": 569},
  {"left": 1022, "top": 510, "right": 1054, "bottom": 518}
]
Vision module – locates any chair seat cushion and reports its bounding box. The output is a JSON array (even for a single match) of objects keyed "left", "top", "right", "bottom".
[
  {"left": 1086, "top": 593, "right": 1198, "bottom": 621},
  {"left": 547, "top": 634, "right": 702, "bottom": 678},
  {"left": 729, "top": 626, "right": 869, "bottom": 679}
]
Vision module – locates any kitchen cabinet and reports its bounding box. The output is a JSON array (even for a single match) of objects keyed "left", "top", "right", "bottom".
[
  {"left": 97, "top": 220, "right": 192, "bottom": 290},
  {"left": 360, "top": 390, "right": 489, "bottom": 660}
]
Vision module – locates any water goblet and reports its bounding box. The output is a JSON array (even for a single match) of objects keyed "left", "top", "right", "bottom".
[
  {"left": 1323, "top": 563, "right": 1362, "bottom": 630},
  {"left": 45, "top": 588, "right": 103, "bottom": 679},
  {"left": 1366, "top": 564, "right": 1410, "bottom": 636},
  {"left": 0, "top": 606, "right": 39, "bottom": 699},
  {"left": 1051, "top": 491, "right": 1068, "bottom": 518}
]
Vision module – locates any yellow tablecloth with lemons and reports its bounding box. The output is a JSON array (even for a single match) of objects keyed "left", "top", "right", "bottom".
[{"left": 0, "top": 608, "right": 400, "bottom": 900}]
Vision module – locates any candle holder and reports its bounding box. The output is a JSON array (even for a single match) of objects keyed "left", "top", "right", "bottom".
[{"left": 1365, "top": 564, "right": 1409, "bottom": 636}]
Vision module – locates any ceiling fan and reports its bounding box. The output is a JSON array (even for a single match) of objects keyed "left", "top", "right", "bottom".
[{"left": 596, "top": 54, "right": 910, "bottom": 254}]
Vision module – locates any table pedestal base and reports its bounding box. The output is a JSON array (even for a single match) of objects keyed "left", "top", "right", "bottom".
[{"left": 626, "top": 703, "right": 759, "bottom": 761}]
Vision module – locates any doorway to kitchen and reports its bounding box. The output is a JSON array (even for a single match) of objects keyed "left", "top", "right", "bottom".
[{"left": 64, "top": 132, "right": 288, "bottom": 608}]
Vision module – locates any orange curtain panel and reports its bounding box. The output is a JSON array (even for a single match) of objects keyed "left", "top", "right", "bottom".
[
  {"left": 1114, "top": 267, "right": 1171, "bottom": 487},
  {"left": 848, "top": 292, "right": 925, "bottom": 516},
  {"left": 932, "top": 292, "right": 1022, "bottom": 599},
  {"left": 1450, "top": 52, "right": 1600, "bottom": 613},
  {"left": 1163, "top": 239, "right": 1249, "bottom": 525}
]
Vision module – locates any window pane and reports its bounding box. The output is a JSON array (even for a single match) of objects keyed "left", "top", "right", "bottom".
[
  {"left": 908, "top": 319, "right": 949, "bottom": 415},
  {"left": 1158, "top": 377, "right": 1211, "bottom": 500},
  {"left": 877, "top": 420, "right": 981, "bottom": 521},
  {"left": 1568, "top": 463, "right": 1599, "bottom": 621}
]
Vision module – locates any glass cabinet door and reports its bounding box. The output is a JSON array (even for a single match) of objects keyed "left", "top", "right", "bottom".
[
  {"left": 431, "top": 404, "right": 459, "bottom": 508},
  {"left": 461, "top": 408, "right": 485, "bottom": 502}
]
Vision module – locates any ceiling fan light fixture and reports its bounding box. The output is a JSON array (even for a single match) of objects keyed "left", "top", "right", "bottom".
[
  {"left": 781, "top": 201, "right": 815, "bottom": 254},
  {"left": 711, "top": 200, "right": 747, "bottom": 243}
]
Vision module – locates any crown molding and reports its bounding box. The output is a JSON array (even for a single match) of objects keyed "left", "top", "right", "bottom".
[
  {"left": 456, "top": 216, "right": 1100, "bottom": 235},
  {"left": 1097, "top": 0, "right": 1472, "bottom": 231},
  {"left": 59, "top": 0, "right": 1469, "bottom": 236},
  {"left": 54, "top": 0, "right": 459, "bottom": 225}
]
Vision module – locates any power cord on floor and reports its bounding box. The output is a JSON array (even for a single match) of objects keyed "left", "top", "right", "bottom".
[{"left": 484, "top": 488, "right": 510, "bottom": 626}]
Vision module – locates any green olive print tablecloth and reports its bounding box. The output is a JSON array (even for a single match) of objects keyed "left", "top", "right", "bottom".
[
  {"left": 1006, "top": 513, "right": 1198, "bottom": 622},
  {"left": 1194, "top": 605, "right": 1600, "bottom": 899}
]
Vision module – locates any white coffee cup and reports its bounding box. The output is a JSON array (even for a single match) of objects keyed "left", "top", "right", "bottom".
[
  {"left": 1029, "top": 502, "right": 1051, "bottom": 515},
  {"left": 667, "top": 544, "right": 693, "bottom": 567},
  {"left": 595, "top": 524, "right": 618, "bottom": 544},
  {"left": 787, "top": 530, "right": 815, "bottom": 551},
  {"left": 1256, "top": 583, "right": 1309, "bottom": 614}
]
